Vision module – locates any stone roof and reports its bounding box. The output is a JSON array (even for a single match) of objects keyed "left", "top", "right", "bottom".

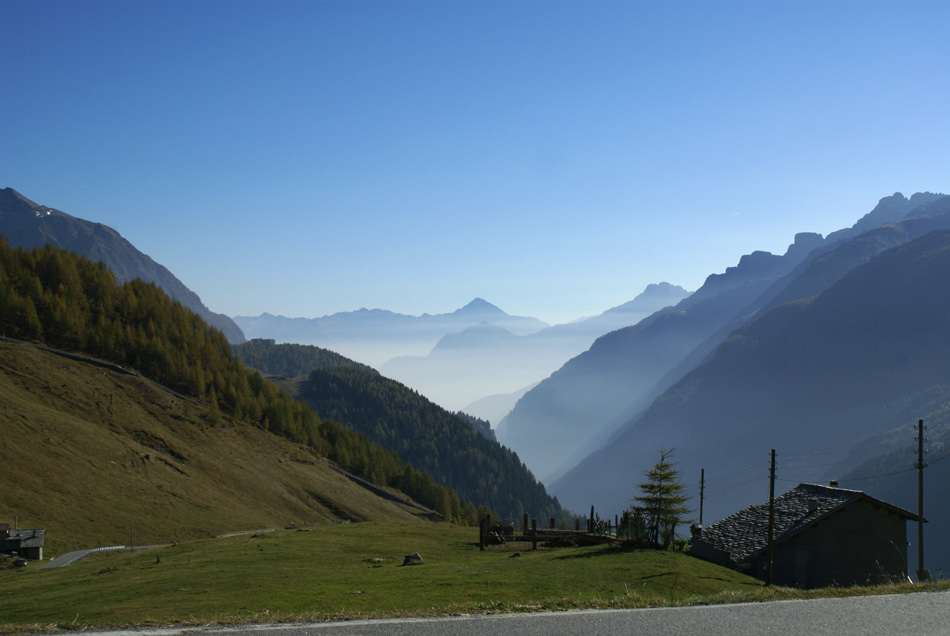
[
  {"left": 1, "top": 528, "right": 45, "bottom": 550},
  {"left": 697, "top": 483, "right": 918, "bottom": 564}
]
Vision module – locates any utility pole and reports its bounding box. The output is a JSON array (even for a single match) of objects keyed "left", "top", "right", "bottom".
[
  {"left": 915, "top": 420, "right": 929, "bottom": 581},
  {"left": 699, "top": 468, "right": 705, "bottom": 526},
  {"left": 766, "top": 449, "right": 776, "bottom": 586}
]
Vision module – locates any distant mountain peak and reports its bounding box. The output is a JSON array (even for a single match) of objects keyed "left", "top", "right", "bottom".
[
  {"left": 642, "top": 282, "right": 690, "bottom": 296},
  {"left": 456, "top": 298, "right": 504, "bottom": 315}
]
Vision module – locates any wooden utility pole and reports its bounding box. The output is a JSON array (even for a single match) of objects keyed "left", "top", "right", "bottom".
[
  {"left": 915, "top": 420, "right": 928, "bottom": 581},
  {"left": 766, "top": 449, "right": 776, "bottom": 586},
  {"left": 699, "top": 468, "right": 705, "bottom": 526}
]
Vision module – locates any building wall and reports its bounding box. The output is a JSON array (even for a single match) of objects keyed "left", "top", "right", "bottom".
[{"left": 754, "top": 501, "right": 909, "bottom": 588}]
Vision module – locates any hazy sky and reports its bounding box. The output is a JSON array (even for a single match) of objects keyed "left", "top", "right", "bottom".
[{"left": 3, "top": 1, "right": 949, "bottom": 324}]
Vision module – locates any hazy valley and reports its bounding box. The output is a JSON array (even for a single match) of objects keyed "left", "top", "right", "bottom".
[{"left": 4, "top": 186, "right": 950, "bottom": 582}]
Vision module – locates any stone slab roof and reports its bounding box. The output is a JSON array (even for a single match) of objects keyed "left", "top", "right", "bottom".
[
  {"left": 1, "top": 528, "right": 45, "bottom": 550},
  {"left": 697, "top": 483, "right": 917, "bottom": 564}
]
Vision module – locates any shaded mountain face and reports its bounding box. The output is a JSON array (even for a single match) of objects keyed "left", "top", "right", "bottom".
[
  {"left": 380, "top": 284, "right": 690, "bottom": 413},
  {"left": 551, "top": 230, "right": 950, "bottom": 558},
  {"left": 280, "top": 366, "right": 564, "bottom": 523},
  {"left": 651, "top": 195, "right": 950, "bottom": 411},
  {"left": 234, "top": 299, "right": 549, "bottom": 369},
  {"left": 503, "top": 193, "right": 948, "bottom": 483},
  {"left": 0, "top": 188, "right": 245, "bottom": 343},
  {"left": 502, "top": 232, "right": 825, "bottom": 482}
]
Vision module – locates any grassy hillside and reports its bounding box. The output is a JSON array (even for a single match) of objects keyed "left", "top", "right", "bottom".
[
  {"left": 0, "top": 523, "right": 764, "bottom": 631},
  {"left": 0, "top": 341, "right": 424, "bottom": 554},
  {"left": 0, "top": 240, "right": 484, "bottom": 528}
]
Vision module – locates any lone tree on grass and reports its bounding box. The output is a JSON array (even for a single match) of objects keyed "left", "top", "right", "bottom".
[{"left": 632, "top": 449, "right": 691, "bottom": 547}]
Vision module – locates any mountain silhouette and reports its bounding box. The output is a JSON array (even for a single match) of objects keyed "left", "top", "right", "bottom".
[
  {"left": 235, "top": 301, "right": 549, "bottom": 370},
  {"left": 503, "top": 193, "right": 948, "bottom": 482}
]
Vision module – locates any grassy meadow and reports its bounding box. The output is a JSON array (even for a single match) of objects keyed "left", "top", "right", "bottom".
[
  {"left": 5, "top": 522, "right": 946, "bottom": 634},
  {"left": 0, "top": 522, "right": 765, "bottom": 631}
]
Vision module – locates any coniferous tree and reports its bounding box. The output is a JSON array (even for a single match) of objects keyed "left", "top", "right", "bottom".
[{"left": 632, "top": 449, "right": 691, "bottom": 547}]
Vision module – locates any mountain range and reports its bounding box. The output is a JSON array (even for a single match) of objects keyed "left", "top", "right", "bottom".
[
  {"left": 501, "top": 192, "right": 948, "bottom": 483},
  {"left": 0, "top": 187, "right": 245, "bottom": 344},
  {"left": 380, "top": 283, "right": 690, "bottom": 411},
  {"left": 234, "top": 298, "right": 548, "bottom": 369},
  {"left": 538, "top": 197, "right": 950, "bottom": 573}
]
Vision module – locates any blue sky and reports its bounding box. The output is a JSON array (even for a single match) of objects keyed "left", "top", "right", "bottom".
[{"left": 3, "top": 1, "right": 950, "bottom": 324}]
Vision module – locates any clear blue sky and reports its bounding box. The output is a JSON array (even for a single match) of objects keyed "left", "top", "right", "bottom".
[{"left": 3, "top": 1, "right": 949, "bottom": 324}]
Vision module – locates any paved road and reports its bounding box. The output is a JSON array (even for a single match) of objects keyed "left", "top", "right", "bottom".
[
  {"left": 39, "top": 545, "right": 129, "bottom": 569},
  {"left": 70, "top": 591, "right": 950, "bottom": 636},
  {"left": 40, "top": 532, "right": 272, "bottom": 569},
  {"left": 39, "top": 544, "right": 165, "bottom": 569}
]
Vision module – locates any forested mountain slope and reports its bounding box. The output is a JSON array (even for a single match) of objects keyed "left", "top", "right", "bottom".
[
  {"left": 277, "top": 367, "right": 565, "bottom": 523},
  {"left": 233, "top": 339, "right": 377, "bottom": 377},
  {"left": 0, "top": 187, "right": 245, "bottom": 344},
  {"left": 0, "top": 240, "right": 484, "bottom": 524}
]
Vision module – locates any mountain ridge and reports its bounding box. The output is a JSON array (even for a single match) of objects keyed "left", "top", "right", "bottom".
[
  {"left": 550, "top": 229, "right": 950, "bottom": 579},
  {"left": 0, "top": 187, "right": 245, "bottom": 344},
  {"left": 501, "top": 193, "right": 947, "bottom": 481},
  {"left": 380, "top": 283, "right": 690, "bottom": 413}
]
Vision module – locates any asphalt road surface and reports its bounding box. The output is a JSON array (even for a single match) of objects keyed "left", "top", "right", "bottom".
[{"left": 76, "top": 591, "right": 950, "bottom": 636}]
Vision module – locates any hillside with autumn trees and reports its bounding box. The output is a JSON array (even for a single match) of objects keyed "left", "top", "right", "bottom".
[{"left": 0, "top": 239, "right": 488, "bottom": 523}]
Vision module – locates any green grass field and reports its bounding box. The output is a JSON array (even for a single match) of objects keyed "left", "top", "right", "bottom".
[
  {"left": 0, "top": 522, "right": 762, "bottom": 631},
  {"left": 3, "top": 521, "right": 948, "bottom": 633}
]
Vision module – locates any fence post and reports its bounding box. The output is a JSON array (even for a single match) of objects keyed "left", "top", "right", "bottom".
[
  {"left": 523, "top": 512, "right": 528, "bottom": 535},
  {"left": 574, "top": 518, "right": 580, "bottom": 532},
  {"left": 479, "top": 515, "right": 486, "bottom": 551},
  {"left": 549, "top": 517, "right": 555, "bottom": 529},
  {"left": 532, "top": 519, "right": 537, "bottom": 551}
]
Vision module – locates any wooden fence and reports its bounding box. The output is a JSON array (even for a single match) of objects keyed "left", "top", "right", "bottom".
[{"left": 478, "top": 511, "right": 632, "bottom": 551}]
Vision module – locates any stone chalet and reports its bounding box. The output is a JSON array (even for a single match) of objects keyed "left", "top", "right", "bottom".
[
  {"left": 690, "top": 483, "right": 919, "bottom": 588},
  {"left": 0, "top": 523, "right": 46, "bottom": 560}
]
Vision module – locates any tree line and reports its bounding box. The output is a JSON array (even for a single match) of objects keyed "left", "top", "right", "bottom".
[{"left": 232, "top": 339, "right": 377, "bottom": 379}]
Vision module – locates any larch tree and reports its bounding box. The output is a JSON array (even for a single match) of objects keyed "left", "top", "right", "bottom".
[{"left": 633, "top": 448, "right": 692, "bottom": 547}]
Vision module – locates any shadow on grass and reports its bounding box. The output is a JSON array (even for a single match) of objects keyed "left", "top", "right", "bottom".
[{"left": 554, "top": 544, "right": 650, "bottom": 560}]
